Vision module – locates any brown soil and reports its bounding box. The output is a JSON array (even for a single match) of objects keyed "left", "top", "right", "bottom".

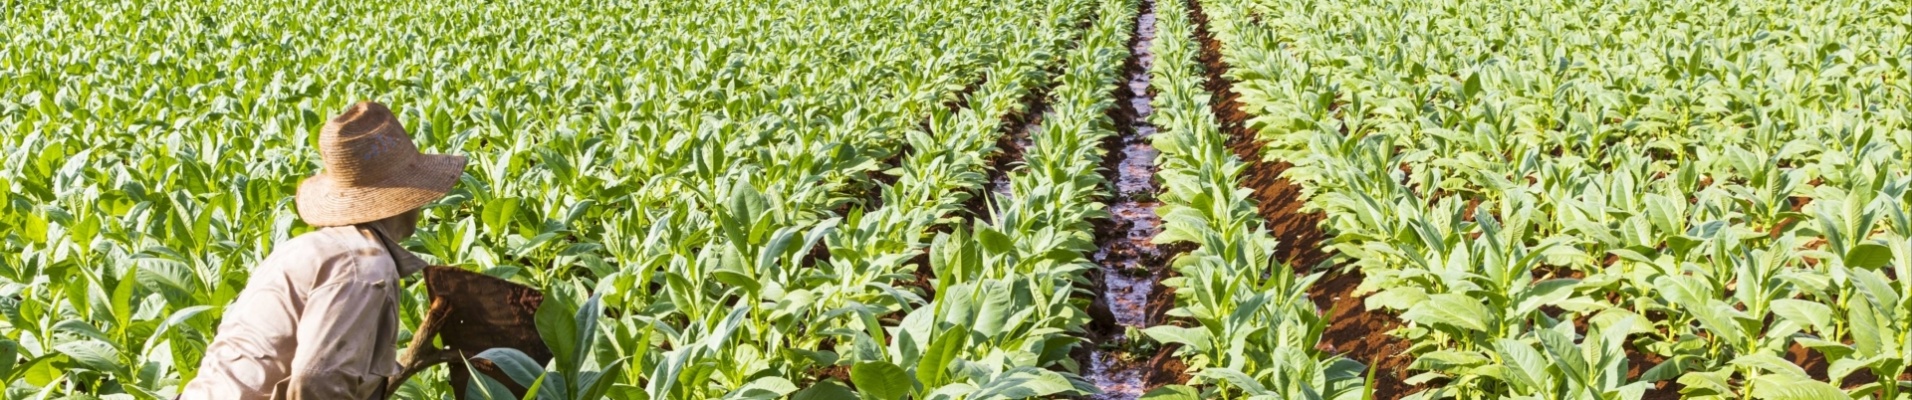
[
  {"left": 1181, "top": 2, "right": 1330, "bottom": 271},
  {"left": 810, "top": 364, "right": 853, "bottom": 385},
  {"left": 966, "top": 80, "right": 1052, "bottom": 222},
  {"left": 1788, "top": 341, "right": 1892, "bottom": 389},
  {"left": 1790, "top": 342, "right": 1831, "bottom": 381},
  {"left": 1310, "top": 269, "right": 1422, "bottom": 399},
  {"left": 1145, "top": 343, "right": 1194, "bottom": 387},
  {"left": 899, "top": 252, "right": 936, "bottom": 301},
  {"left": 1623, "top": 347, "right": 1682, "bottom": 399},
  {"left": 1183, "top": 0, "right": 1413, "bottom": 397}
]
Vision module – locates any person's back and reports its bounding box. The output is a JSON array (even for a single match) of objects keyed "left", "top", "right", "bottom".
[
  {"left": 179, "top": 101, "right": 463, "bottom": 400},
  {"left": 183, "top": 226, "right": 421, "bottom": 399}
]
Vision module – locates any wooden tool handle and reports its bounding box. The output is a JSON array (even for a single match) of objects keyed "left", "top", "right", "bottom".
[{"left": 385, "top": 297, "right": 461, "bottom": 397}]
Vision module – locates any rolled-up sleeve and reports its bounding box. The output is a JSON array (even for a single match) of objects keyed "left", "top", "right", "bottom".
[{"left": 283, "top": 261, "right": 394, "bottom": 400}]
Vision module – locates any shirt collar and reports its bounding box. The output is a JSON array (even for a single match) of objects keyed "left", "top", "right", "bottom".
[{"left": 356, "top": 225, "right": 428, "bottom": 277}]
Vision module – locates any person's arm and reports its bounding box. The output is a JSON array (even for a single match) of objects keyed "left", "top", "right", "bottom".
[{"left": 285, "top": 260, "right": 392, "bottom": 400}]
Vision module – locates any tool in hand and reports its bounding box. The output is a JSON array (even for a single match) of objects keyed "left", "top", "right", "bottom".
[{"left": 387, "top": 267, "right": 552, "bottom": 399}]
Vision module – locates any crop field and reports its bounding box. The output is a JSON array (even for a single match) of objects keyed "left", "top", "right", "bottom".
[{"left": 1, "top": 0, "right": 1909, "bottom": 399}]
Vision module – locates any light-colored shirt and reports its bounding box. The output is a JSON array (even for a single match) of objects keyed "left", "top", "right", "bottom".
[{"left": 180, "top": 225, "right": 426, "bottom": 400}]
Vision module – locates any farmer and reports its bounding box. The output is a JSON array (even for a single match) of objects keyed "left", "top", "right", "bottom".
[{"left": 180, "top": 101, "right": 466, "bottom": 400}]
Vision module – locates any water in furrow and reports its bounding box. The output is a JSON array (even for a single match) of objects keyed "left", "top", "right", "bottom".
[{"left": 1086, "top": 0, "right": 1163, "bottom": 398}]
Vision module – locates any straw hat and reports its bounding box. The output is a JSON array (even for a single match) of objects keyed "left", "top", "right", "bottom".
[{"left": 295, "top": 101, "right": 467, "bottom": 227}]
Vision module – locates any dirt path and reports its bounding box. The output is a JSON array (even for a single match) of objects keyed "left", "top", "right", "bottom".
[{"left": 1084, "top": 0, "right": 1180, "bottom": 397}]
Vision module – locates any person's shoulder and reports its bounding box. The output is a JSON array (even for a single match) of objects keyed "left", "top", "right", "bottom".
[
  {"left": 277, "top": 226, "right": 377, "bottom": 256},
  {"left": 269, "top": 226, "right": 396, "bottom": 284}
]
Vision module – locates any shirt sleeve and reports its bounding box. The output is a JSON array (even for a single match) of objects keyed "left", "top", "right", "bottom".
[{"left": 284, "top": 259, "right": 393, "bottom": 400}]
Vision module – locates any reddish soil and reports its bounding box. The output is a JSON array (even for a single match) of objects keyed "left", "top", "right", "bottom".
[
  {"left": 1622, "top": 348, "right": 1682, "bottom": 399},
  {"left": 1788, "top": 341, "right": 1897, "bottom": 389},
  {"left": 1145, "top": 343, "right": 1193, "bottom": 387},
  {"left": 1182, "top": 5, "right": 1330, "bottom": 271},
  {"left": 1309, "top": 269, "right": 1422, "bottom": 399},
  {"left": 1790, "top": 342, "right": 1831, "bottom": 381},
  {"left": 1184, "top": 0, "right": 1416, "bottom": 397}
]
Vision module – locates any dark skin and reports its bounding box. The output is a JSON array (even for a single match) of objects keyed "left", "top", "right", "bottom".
[{"left": 363, "top": 208, "right": 421, "bottom": 242}]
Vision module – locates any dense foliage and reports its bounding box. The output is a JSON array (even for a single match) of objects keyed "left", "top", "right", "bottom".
[
  {"left": 0, "top": 0, "right": 1131, "bottom": 397},
  {"left": 11, "top": 0, "right": 1911, "bottom": 398},
  {"left": 1203, "top": 0, "right": 1912, "bottom": 398},
  {"left": 1139, "top": 0, "right": 1364, "bottom": 398}
]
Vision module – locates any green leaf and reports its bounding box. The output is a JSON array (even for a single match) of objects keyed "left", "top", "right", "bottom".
[
  {"left": 472, "top": 348, "right": 548, "bottom": 387},
  {"left": 1142, "top": 325, "right": 1212, "bottom": 353},
  {"left": 712, "top": 270, "right": 763, "bottom": 294},
  {"left": 1364, "top": 287, "right": 1428, "bottom": 311},
  {"left": 1639, "top": 355, "right": 1698, "bottom": 383},
  {"left": 571, "top": 294, "right": 604, "bottom": 371},
  {"left": 1141, "top": 385, "right": 1199, "bottom": 400},
  {"left": 535, "top": 293, "right": 580, "bottom": 376},
  {"left": 0, "top": 339, "right": 16, "bottom": 379},
  {"left": 1730, "top": 354, "right": 1808, "bottom": 378},
  {"left": 463, "top": 356, "right": 522, "bottom": 400},
  {"left": 1748, "top": 374, "right": 1846, "bottom": 400},
  {"left": 851, "top": 361, "right": 913, "bottom": 400},
  {"left": 917, "top": 323, "right": 967, "bottom": 388},
  {"left": 1400, "top": 293, "right": 1492, "bottom": 333},
  {"left": 579, "top": 358, "right": 629, "bottom": 400},
  {"left": 727, "top": 376, "right": 798, "bottom": 400},
  {"left": 1844, "top": 242, "right": 1893, "bottom": 268},
  {"left": 1462, "top": 71, "right": 1484, "bottom": 99},
  {"left": 1514, "top": 279, "right": 1579, "bottom": 316},
  {"left": 53, "top": 340, "right": 118, "bottom": 372},
  {"left": 521, "top": 375, "right": 550, "bottom": 400},
  {"left": 482, "top": 197, "right": 521, "bottom": 236},
  {"left": 1676, "top": 370, "right": 1733, "bottom": 397},
  {"left": 975, "top": 227, "right": 1014, "bottom": 255},
  {"left": 1769, "top": 299, "right": 1833, "bottom": 333},
  {"left": 21, "top": 213, "right": 47, "bottom": 244},
  {"left": 793, "top": 381, "right": 858, "bottom": 400},
  {"left": 971, "top": 367, "right": 1080, "bottom": 399}
]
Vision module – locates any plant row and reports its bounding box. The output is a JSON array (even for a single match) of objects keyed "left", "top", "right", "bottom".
[
  {"left": 1135, "top": 0, "right": 1365, "bottom": 398},
  {"left": 0, "top": 0, "right": 1097, "bottom": 398},
  {"left": 1199, "top": 0, "right": 1912, "bottom": 398}
]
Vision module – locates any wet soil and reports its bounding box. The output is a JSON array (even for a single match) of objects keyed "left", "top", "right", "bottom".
[
  {"left": 1083, "top": 0, "right": 1184, "bottom": 398},
  {"left": 969, "top": 87, "right": 1051, "bottom": 221},
  {"left": 990, "top": 98, "right": 1044, "bottom": 198}
]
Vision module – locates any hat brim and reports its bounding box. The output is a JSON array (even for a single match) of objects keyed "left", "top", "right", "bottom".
[{"left": 296, "top": 153, "right": 468, "bottom": 226}]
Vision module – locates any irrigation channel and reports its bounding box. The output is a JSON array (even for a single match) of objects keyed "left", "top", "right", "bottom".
[{"left": 1087, "top": 0, "right": 1166, "bottom": 397}]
